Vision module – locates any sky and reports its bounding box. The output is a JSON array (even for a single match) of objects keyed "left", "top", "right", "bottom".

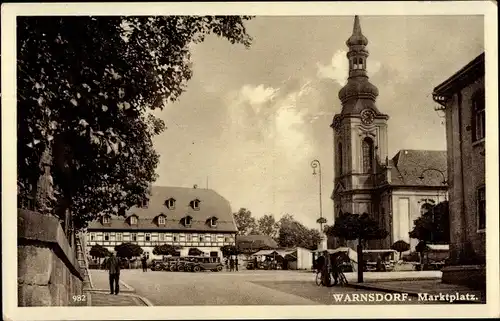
[{"left": 151, "top": 15, "right": 484, "bottom": 230}]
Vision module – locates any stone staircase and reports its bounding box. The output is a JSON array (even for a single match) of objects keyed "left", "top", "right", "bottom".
[{"left": 76, "top": 232, "right": 92, "bottom": 290}]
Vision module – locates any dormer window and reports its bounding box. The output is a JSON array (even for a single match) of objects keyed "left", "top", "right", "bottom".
[
  {"left": 184, "top": 216, "right": 193, "bottom": 227},
  {"left": 158, "top": 215, "right": 166, "bottom": 225},
  {"left": 103, "top": 216, "right": 110, "bottom": 224},
  {"left": 130, "top": 215, "right": 138, "bottom": 225},
  {"left": 190, "top": 199, "right": 201, "bottom": 210},
  {"left": 208, "top": 216, "right": 218, "bottom": 227},
  {"left": 165, "top": 198, "right": 176, "bottom": 210},
  {"left": 138, "top": 199, "right": 148, "bottom": 208}
]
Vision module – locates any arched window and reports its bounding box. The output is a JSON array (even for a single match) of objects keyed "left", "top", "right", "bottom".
[
  {"left": 338, "top": 142, "right": 343, "bottom": 176},
  {"left": 362, "top": 137, "right": 374, "bottom": 173},
  {"left": 358, "top": 57, "right": 364, "bottom": 69}
]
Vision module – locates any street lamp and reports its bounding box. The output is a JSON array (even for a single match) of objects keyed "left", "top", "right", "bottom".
[
  {"left": 310, "top": 159, "right": 326, "bottom": 235},
  {"left": 418, "top": 168, "right": 448, "bottom": 202}
]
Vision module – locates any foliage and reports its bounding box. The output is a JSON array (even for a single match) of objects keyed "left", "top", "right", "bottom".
[
  {"left": 17, "top": 16, "right": 253, "bottom": 229},
  {"left": 220, "top": 245, "right": 238, "bottom": 257},
  {"left": 409, "top": 201, "right": 450, "bottom": 244},
  {"left": 255, "top": 214, "right": 279, "bottom": 239},
  {"left": 391, "top": 240, "right": 411, "bottom": 255},
  {"left": 415, "top": 240, "right": 429, "bottom": 253},
  {"left": 316, "top": 217, "right": 327, "bottom": 225},
  {"left": 152, "top": 244, "right": 182, "bottom": 256},
  {"left": 115, "top": 242, "right": 143, "bottom": 258},
  {"left": 89, "top": 244, "right": 110, "bottom": 258},
  {"left": 324, "top": 212, "right": 388, "bottom": 241},
  {"left": 277, "top": 214, "right": 322, "bottom": 250},
  {"left": 188, "top": 248, "right": 204, "bottom": 256},
  {"left": 233, "top": 208, "right": 257, "bottom": 235}
]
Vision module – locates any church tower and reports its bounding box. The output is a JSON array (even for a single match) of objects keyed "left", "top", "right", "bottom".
[{"left": 330, "top": 16, "right": 390, "bottom": 241}]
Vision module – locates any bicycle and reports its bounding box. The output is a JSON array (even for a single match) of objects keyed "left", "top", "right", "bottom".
[{"left": 337, "top": 270, "right": 348, "bottom": 286}]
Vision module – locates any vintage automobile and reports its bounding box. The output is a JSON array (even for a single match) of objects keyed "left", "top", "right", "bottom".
[
  {"left": 190, "top": 256, "right": 224, "bottom": 272},
  {"left": 150, "top": 259, "right": 168, "bottom": 271},
  {"left": 182, "top": 257, "right": 199, "bottom": 272}
]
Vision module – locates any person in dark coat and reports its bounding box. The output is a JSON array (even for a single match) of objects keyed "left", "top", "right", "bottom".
[
  {"left": 107, "top": 251, "right": 120, "bottom": 295},
  {"left": 235, "top": 257, "right": 239, "bottom": 272},
  {"left": 141, "top": 254, "right": 148, "bottom": 272},
  {"left": 229, "top": 257, "right": 235, "bottom": 272},
  {"left": 321, "top": 251, "right": 332, "bottom": 287}
]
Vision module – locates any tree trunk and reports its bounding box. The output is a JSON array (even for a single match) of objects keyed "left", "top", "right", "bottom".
[{"left": 357, "top": 239, "right": 364, "bottom": 283}]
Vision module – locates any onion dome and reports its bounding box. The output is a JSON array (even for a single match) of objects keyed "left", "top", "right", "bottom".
[{"left": 338, "top": 78, "right": 379, "bottom": 103}]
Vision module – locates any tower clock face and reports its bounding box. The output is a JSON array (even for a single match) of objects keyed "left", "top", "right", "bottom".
[{"left": 361, "top": 109, "right": 375, "bottom": 125}]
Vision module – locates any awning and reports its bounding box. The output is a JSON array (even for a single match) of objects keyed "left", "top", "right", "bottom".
[
  {"left": 363, "top": 249, "right": 398, "bottom": 254},
  {"left": 427, "top": 244, "right": 449, "bottom": 251}
]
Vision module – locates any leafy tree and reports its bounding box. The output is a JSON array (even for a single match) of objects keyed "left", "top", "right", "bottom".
[
  {"left": 220, "top": 245, "right": 238, "bottom": 257},
  {"left": 188, "top": 248, "right": 204, "bottom": 256},
  {"left": 409, "top": 201, "right": 450, "bottom": 244},
  {"left": 152, "top": 244, "right": 182, "bottom": 256},
  {"left": 255, "top": 214, "right": 279, "bottom": 239},
  {"left": 325, "top": 212, "right": 388, "bottom": 282},
  {"left": 115, "top": 242, "right": 143, "bottom": 259},
  {"left": 89, "top": 244, "right": 110, "bottom": 263},
  {"left": 17, "top": 16, "right": 253, "bottom": 230},
  {"left": 233, "top": 208, "right": 257, "bottom": 235},
  {"left": 391, "top": 240, "right": 410, "bottom": 260},
  {"left": 277, "top": 214, "right": 322, "bottom": 250}
]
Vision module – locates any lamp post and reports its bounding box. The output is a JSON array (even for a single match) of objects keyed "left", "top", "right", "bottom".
[
  {"left": 418, "top": 168, "right": 448, "bottom": 202},
  {"left": 419, "top": 168, "right": 447, "bottom": 245},
  {"left": 311, "top": 159, "right": 326, "bottom": 250}
]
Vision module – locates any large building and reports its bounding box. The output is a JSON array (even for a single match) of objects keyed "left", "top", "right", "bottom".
[
  {"left": 85, "top": 186, "right": 238, "bottom": 259},
  {"left": 329, "top": 16, "right": 448, "bottom": 251},
  {"left": 432, "top": 53, "right": 485, "bottom": 288}
]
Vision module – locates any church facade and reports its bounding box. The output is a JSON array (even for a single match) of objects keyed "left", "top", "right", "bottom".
[{"left": 329, "top": 16, "right": 448, "bottom": 251}]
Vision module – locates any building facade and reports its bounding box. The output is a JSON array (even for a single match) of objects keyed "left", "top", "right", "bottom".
[
  {"left": 329, "top": 16, "right": 448, "bottom": 251},
  {"left": 432, "top": 53, "right": 485, "bottom": 288},
  {"left": 85, "top": 186, "right": 238, "bottom": 259}
]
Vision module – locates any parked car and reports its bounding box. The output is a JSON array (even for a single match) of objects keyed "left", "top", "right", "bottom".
[
  {"left": 150, "top": 259, "right": 170, "bottom": 271},
  {"left": 191, "top": 257, "right": 224, "bottom": 272}
]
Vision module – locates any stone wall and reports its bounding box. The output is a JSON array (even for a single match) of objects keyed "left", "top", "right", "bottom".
[{"left": 18, "top": 209, "right": 84, "bottom": 306}]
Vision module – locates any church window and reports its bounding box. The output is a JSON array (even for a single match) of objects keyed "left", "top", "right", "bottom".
[
  {"left": 362, "top": 137, "right": 374, "bottom": 173},
  {"left": 358, "top": 57, "right": 364, "bottom": 69},
  {"left": 472, "top": 90, "right": 485, "bottom": 141},
  {"left": 338, "top": 143, "right": 343, "bottom": 176}
]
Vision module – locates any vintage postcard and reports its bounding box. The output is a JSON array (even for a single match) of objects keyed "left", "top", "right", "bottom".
[{"left": 2, "top": 1, "right": 499, "bottom": 320}]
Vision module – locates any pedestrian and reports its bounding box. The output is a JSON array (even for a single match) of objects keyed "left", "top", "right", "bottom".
[
  {"left": 141, "top": 254, "right": 148, "bottom": 272},
  {"left": 225, "top": 257, "right": 229, "bottom": 271},
  {"left": 229, "top": 257, "right": 234, "bottom": 272},
  {"left": 235, "top": 256, "right": 239, "bottom": 272},
  {"left": 107, "top": 251, "right": 120, "bottom": 295},
  {"left": 321, "top": 250, "right": 332, "bottom": 287}
]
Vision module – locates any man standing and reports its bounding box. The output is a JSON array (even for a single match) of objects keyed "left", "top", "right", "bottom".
[
  {"left": 141, "top": 254, "right": 148, "bottom": 272},
  {"left": 235, "top": 256, "right": 239, "bottom": 272},
  {"left": 107, "top": 251, "right": 120, "bottom": 295}
]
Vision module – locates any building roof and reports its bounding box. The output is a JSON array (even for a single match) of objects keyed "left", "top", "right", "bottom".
[
  {"left": 433, "top": 52, "right": 485, "bottom": 96},
  {"left": 87, "top": 186, "right": 238, "bottom": 233},
  {"left": 237, "top": 234, "right": 278, "bottom": 249},
  {"left": 388, "top": 149, "right": 447, "bottom": 187}
]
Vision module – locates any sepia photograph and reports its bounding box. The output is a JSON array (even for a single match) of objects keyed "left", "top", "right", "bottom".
[{"left": 2, "top": 1, "right": 499, "bottom": 320}]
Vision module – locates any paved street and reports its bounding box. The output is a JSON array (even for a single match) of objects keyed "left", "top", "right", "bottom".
[{"left": 89, "top": 269, "right": 445, "bottom": 305}]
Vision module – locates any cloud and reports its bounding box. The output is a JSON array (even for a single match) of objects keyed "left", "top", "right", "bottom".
[
  {"left": 317, "top": 49, "right": 382, "bottom": 85},
  {"left": 316, "top": 50, "right": 349, "bottom": 86},
  {"left": 239, "top": 84, "right": 278, "bottom": 105}
]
